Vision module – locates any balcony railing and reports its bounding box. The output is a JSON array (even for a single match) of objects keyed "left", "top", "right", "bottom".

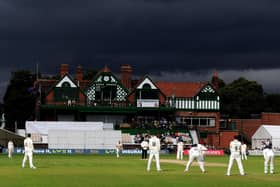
[
  {"left": 43, "top": 99, "right": 175, "bottom": 109},
  {"left": 137, "top": 99, "right": 159, "bottom": 108}
]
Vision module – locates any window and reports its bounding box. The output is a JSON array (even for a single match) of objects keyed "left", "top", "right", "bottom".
[
  {"left": 136, "top": 90, "right": 159, "bottom": 99},
  {"left": 142, "top": 83, "right": 151, "bottom": 89},
  {"left": 62, "top": 82, "right": 71, "bottom": 88},
  {"left": 103, "top": 85, "right": 117, "bottom": 101},
  {"left": 209, "top": 119, "right": 215, "bottom": 127},
  {"left": 200, "top": 118, "right": 207, "bottom": 126},
  {"left": 192, "top": 118, "right": 199, "bottom": 126},
  {"left": 178, "top": 117, "right": 216, "bottom": 127},
  {"left": 94, "top": 85, "right": 117, "bottom": 103},
  {"left": 185, "top": 118, "right": 192, "bottom": 125}
]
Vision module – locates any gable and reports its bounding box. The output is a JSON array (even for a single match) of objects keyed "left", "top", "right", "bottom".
[
  {"left": 45, "top": 74, "right": 86, "bottom": 103},
  {"left": 197, "top": 84, "right": 219, "bottom": 100},
  {"left": 56, "top": 75, "right": 77, "bottom": 88},
  {"left": 200, "top": 84, "right": 216, "bottom": 93},
  {"left": 86, "top": 72, "right": 128, "bottom": 102},
  {"left": 137, "top": 77, "right": 158, "bottom": 90},
  {"left": 94, "top": 73, "right": 118, "bottom": 84},
  {"left": 253, "top": 125, "right": 271, "bottom": 139}
]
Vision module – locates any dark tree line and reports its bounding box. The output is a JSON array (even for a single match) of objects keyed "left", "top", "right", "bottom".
[
  {"left": 218, "top": 77, "right": 280, "bottom": 118},
  {"left": 3, "top": 70, "right": 37, "bottom": 131}
]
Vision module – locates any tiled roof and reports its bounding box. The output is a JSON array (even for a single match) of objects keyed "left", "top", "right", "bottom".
[{"left": 155, "top": 81, "right": 207, "bottom": 97}]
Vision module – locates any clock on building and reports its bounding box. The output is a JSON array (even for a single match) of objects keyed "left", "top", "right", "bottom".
[{"left": 103, "top": 76, "right": 110, "bottom": 82}]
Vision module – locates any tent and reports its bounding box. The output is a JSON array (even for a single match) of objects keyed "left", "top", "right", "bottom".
[{"left": 252, "top": 125, "right": 280, "bottom": 150}]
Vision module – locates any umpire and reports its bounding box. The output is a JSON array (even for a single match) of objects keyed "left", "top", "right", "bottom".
[{"left": 141, "top": 139, "right": 149, "bottom": 159}]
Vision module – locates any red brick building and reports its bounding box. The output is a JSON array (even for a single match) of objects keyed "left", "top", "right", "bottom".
[{"left": 35, "top": 64, "right": 224, "bottom": 147}]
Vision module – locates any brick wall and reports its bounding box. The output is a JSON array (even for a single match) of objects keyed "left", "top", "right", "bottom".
[
  {"left": 219, "top": 131, "right": 239, "bottom": 148},
  {"left": 45, "top": 92, "right": 54, "bottom": 104},
  {"left": 199, "top": 133, "right": 220, "bottom": 148},
  {"left": 232, "top": 113, "right": 280, "bottom": 141},
  {"left": 261, "top": 113, "right": 280, "bottom": 124},
  {"left": 235, "top": 119, "right": 262, "bottom": 139}
]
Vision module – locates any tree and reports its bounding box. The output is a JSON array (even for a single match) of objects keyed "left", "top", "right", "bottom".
[
  {"left": 264, "top": 94, "right": 280, "bottom": 112},
  {"left": 3, "top": 70, "right": 37, "bottom": 131},
  {"left": 219, "top": 77, "right": 265, "bottom": 118}
]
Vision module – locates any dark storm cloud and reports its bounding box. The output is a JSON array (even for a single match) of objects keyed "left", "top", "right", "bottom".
[
  {"left": 1, "top": 0, "right": 280, "bottom": 100},
  {"left": 1, "top": 0, "right": 280, "bottom": 70}
]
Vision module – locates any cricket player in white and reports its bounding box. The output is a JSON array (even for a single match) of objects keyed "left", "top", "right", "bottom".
[
  {"left": 147, "top": 135, "right": 161, "bottom": 171},
  {"left": 263, "top": 139, "right": 274, "bottom": 174},
  {"left": 22, "top": 134, "right": 36, "bottom": 169},
  {"left": 7, "top": 140, "right": 14, "bottom": 159},
  {"left": 176, "top": 141, "right": 184, "bottom": 160},
  {"left": 116, "top": 141, "right": 122, "bottom": 158},
  {"left": 184, "top": 144, "right": 207, "bottom": 173},
  {"left": 241, "top": 143, "right": 247, "bottom": 160},
  {"left": 226, "top": 135, "right": 245, "bottom": 176}
]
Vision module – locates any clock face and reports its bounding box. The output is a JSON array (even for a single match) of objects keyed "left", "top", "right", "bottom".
[{"left": 103, "top": 76, "right": 110, "bottom": 82}]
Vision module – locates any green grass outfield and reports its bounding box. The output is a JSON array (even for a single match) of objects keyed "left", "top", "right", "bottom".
[{"left": 0, "top": 154, "right": 279, "bottom": 187}]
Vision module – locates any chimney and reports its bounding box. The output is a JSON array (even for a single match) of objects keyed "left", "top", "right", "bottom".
[
  {"left": 76, "top": 65, "right": 83, "bottom": 82},
  {"left": 120, "top": 64, "right": 132, "bottom": 90},
  {"left": 60, "top": 64, "right": 69, "bottom": 77},
  {"left": 211, "top": 70, "right": 219, "bottom": 89}
]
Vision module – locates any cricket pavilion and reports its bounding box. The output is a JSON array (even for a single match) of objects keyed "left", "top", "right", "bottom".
[{"left": 34, "top": 64, "right": 223, "bottom": 148}]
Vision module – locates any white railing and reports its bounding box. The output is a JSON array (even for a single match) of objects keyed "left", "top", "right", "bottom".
[{"left": 137, "top": 99, "right": 159, "bottom": 108}]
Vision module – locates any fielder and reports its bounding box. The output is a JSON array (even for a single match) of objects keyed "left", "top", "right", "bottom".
[
  {"left": 263, "top": 139, "right": 274, "bottom": 174},
  {"left": 176, "top": 141, "right": 184, "bottom": 160},
  {"left": 241, "top": 143, "right": 247, "bottom": 160},
  {"left": 115, "top": 141, "right": 123, "bottom": 158},
  {"left": 22, "top": 134, "right": 36, "bottom": 169},
  {"left": 184, "top": 144, "right": 207, "bottom": 173},
  {"left": 226, "top": 135, "right": 245, "bottom": 176},
  {"left": 7, "top": 140, "right": 14, "bottom": 159},
  {"left": 141, "top": 139, "right": 149, "bottom": 159},
  {"left": 147, "top": 135, "right": 161, "bottom": 171}
]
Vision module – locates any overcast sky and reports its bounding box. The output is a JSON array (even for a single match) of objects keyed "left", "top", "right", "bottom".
[{"left": 1, "top": 0, "right": 280, "bottom": 101}]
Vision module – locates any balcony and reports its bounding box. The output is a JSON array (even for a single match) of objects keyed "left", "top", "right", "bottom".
[
  {"left": 41, "top": 99, "right": 175, "bottom": 113},
  {"left": 137, "top": 99, "right": 159, "bottom": 108}
]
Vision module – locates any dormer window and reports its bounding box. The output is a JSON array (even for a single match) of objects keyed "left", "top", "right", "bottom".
[
  {"left": 143, "top": 83, "right": 151, "bottom": 89},
  {"left": 62, "top": 82, "right": 71, "bottom": 88},
  {"left": 136, "top": 84, "right": 158, "bottom": 100}
]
